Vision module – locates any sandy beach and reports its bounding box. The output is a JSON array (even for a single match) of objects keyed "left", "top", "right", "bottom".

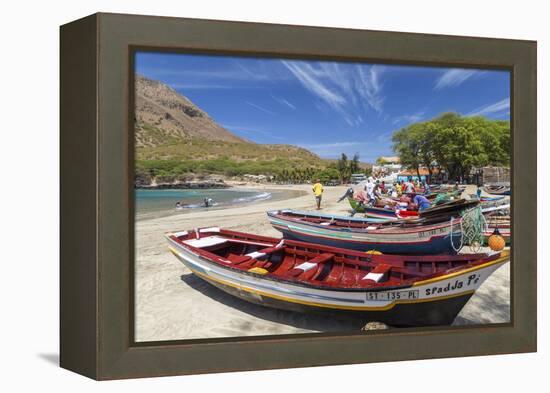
[{"left": 135, "top": 183, "right": 510, "bottom": 342}]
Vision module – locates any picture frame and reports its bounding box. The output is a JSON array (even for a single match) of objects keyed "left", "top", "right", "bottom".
[{"left": 60, "top": 12, "right": 536, "bottom": 380}]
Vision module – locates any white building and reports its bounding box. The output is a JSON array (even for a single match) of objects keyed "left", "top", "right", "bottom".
[{"left": 372, "top": 156, "right": 402, "bottom": 183}]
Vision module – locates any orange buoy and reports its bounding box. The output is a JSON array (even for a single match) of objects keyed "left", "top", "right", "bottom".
[{"left": 488, "top": 228, "right": 506, "bottom": 251}]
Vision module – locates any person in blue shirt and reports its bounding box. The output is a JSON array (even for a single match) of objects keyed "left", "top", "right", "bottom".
[
  {"left": 412, "top": 194, "right": 431, "bottom": 211},
  {"left": 476, "top": 185, "right": 482, "bottom": 199}
]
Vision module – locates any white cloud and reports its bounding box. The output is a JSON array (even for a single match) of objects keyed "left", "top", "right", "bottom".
[
  {"left": 221, "top": 123, "right": 285, "bottom": 140},
  {"left": 281, "top": 60, "right": 385, "bottom": 126},
  {"left": 170, "top": 83, "right": 234, "bottom": 90},
  {"left": 434, "top": 69, "right": 482, "bottom": 90},
  {"left": 281, "top": 61, "right": 347, "bottom": 111},
  {"left": 271, "top": 95, "right": 296, "bottom": 110},
  {"left": 245, "top": 101, "right": 276, "bottom": 115},
  {"left": 392, "top": 111, "right": 426, "bottom": 125},
  {"left": 356, "top": 65, "right": 384, "bottom": 112},
  {"left": 303, "top": 141, "right": 363, "bottom": 149},
  {"left": 467, "top": 98, "right": 510, "bottom": 117}
]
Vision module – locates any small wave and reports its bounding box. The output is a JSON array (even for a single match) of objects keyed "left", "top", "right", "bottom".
[
  {"left": 176, "top": 202, "right": 220, "bottom": 210},
  {"left": 232, "top": 192, "right": 272, "bottom": 203}
]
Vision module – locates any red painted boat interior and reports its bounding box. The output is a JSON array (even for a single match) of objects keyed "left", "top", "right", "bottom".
[{"left": 170, "top": 229, "right": 501, "bottom": 290}]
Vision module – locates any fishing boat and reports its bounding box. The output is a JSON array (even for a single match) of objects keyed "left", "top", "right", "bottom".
[
  {"left": 430, "top": 184, "right": 467, "bottom": 193},
  {"left": 349, "top": 198, "right": 478, "bottom": 221},
  {"left": 266, "top": 209, "right": 466, "bottom": 254},
  {"left": 469, "top": 194, "right": 505, "bottom": 203},
  {"left": 166, "top": 228, "right": 510, "bottom": 326},
  {"left": 483, "top": 184, "right": 511, "bottom": 196},
  {"left": 483, "top": 214, "right": 511, "bottom": 245},
  {"left": 484, "top": 225, "right": 511, "bottom": 245},
  {"left": 348, "top": 190, "right": 465, "bottom": 217},
  {"left": 348, "top": 198, "right": 419, "bottom": 220}
]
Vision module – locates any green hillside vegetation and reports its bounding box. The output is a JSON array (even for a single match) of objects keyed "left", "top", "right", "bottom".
[
  {"left": 135, "top": 135, "right": 337, "bottom": 181},
  {"left": 392, "top": 112, "right": 510, "bottom": 181}
]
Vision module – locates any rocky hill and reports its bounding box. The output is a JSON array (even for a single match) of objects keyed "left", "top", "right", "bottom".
[
  {"left": 135, "top": 75, "right": 247, "bottom": 146},
  {"left": 134, "top": 76, "right": 336, "bottom": 186},
  {"left": 135, "top": 76, "right": 324, "bottom": 164}
]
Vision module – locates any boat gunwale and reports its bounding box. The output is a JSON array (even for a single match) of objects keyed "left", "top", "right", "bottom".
[
  {"left": 166, "top": 228, "right": 509, "bottom": 293},
  {"left": 267, "top": 210, "right": 461, "bottom": 235}
]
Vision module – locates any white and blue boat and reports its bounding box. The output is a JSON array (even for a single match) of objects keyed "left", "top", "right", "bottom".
[{"left": 267, "top": 209, "right": 465, "bottom": 255}]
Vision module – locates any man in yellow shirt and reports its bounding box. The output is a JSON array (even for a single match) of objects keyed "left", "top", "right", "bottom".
[
  {"left": 395, "top": 182, "right": 402, "bottom": 196},
  {"left": 312, "top": 179, "right": 324, "bottom": 210}
]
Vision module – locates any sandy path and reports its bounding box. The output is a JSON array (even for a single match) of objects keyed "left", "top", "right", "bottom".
[{"left": 135, "top": 184, "right": 510, "bottom": 342}]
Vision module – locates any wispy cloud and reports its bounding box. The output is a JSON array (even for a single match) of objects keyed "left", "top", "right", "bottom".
[
  {"left": 171, "top": 83, "right": 234, "bottom": 90},
  {"left": 221, "top": 123, "right": 285, "bottom": 140},
  {"left": 299, "top": 141, "right": 392, "bottom": 161},
  {"left": 271, "top": 95, "right": 296, "bottom": 110},
  {"left": 281, "top": 61, "right": 346, "bottom": 111},
  {"left": 466, "top": 98, "right": 510, "bottom": 117},
  {"left": 301, "top": 141, "right": 363, "bottom": 149},
  {"left": 245, "top": 101, "right": 276, "bottom": 115},
  {"left": 434, "top": 69, "right": 483, "bottom": 90},
  {"left": 376, "top": 131, "right": 395, "bottom": 143},
  {"left": 356, "top": 65, "right": 384, "bottom": 113},
  {"left": 281, "top": 60, "right": 385, "bottom": 126},
  {"left": 392, "top": 111, "right": 425, "bottom": 125}
]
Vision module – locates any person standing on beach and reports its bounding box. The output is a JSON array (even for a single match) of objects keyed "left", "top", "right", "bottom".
[
  {"left": 312, "top": 179, "right": 324, "bottom": 210},
  {"left": 365, "top": 178, "right": 376, "bottom": 206}
]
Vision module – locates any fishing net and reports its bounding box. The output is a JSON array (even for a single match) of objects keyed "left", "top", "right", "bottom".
[
  {"left": 450, "top": 206, "right": 487, "bottom": 253},
  {"left": 433, "top": 192, "right": 457, "bottom": 205}
]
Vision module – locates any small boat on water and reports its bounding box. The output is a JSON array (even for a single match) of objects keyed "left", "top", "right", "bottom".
[
  {"left": 166, "top": 228, "right": 510, "bottom": 326},
  {"left": 266, "top": 208, "right": 469, "bottom": 254}
]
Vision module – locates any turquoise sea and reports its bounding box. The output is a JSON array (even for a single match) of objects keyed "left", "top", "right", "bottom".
[{"left": 136, "top": 188, "right": 303, "bottom": 220}]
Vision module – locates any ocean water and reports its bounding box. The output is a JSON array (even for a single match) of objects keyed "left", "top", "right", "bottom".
[{"left": 135, "top": 188, "right": 303, "bottom": 220}]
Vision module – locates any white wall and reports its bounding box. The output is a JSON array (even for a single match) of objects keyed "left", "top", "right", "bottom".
[{"left": 0, "top": 0, "right": 546, "bottom": 391}]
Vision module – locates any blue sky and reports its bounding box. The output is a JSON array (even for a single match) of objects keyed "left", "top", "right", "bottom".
[{"left": 136, "top": 52, "right": 510, "bottom": 162}]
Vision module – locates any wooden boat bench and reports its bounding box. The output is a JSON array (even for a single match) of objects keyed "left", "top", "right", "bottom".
[
  {"left": 362, "top": 263, "right": 392, "bottom": 283},
  {"left": 287, "top": 253, "right": 335, "bottom": 280},
  {"left": 228, "top": 244, "right": 287, "bottom": 269}
]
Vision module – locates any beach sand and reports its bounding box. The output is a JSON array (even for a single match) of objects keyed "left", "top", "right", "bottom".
[{"left": 135, "top": 183, "right": 510, "bottom": 342}]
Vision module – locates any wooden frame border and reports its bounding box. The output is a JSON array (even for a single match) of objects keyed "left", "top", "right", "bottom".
[{"left": 60, "top": 12, "right": 536, "bottom": 380}]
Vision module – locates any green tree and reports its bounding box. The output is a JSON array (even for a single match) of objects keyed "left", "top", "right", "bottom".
[
  {"left": 337, "top": 153, "right": 349, "bottom": 182},
  {"left": 350, "top": 153, "right": 360, "bottom": 174},
  {"left": 392, "top": 112, "right": 510, "bottom": 182}
]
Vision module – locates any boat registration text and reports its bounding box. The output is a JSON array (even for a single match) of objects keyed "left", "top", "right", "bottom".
[{"left": 366, "top": 290, "right": 419, "bottom": 301}]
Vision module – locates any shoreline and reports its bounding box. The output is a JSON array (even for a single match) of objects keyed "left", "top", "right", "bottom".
[
  {"left": 135, "top": 185, "right": 308, "bottom": 222},
  {"left": 135, "top": 183, "right": 510, "bottom": 342}
]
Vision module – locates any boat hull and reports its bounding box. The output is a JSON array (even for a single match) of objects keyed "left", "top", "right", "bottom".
[
  {"left": 168, "top": 236, "right": 508, "bottom": 327},
  {"left": 274, "top": 227, "right": 462, "bottom": 254},
  {"left": 198, "top": 273, "right": 474, "bottom": 326},
  {"left": 267, "top": 211, "right": 463, "bottom": 254}
]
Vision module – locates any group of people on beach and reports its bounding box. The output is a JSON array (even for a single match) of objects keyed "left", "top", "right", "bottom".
[{"left": 313, "top": 177, "right": 433, "bottom": 212}]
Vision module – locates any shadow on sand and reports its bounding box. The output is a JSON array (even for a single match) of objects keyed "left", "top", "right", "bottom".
[
  {"left": 180, "top": 273, "right": 368, "bottom": 332},
  {"left": 453, "top": 289, "right": 510, "bottom": 326}
]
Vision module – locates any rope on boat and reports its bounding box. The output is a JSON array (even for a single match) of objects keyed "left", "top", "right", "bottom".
[{"left": 450, "top": 206, "right": 487, "bottom": 253}]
